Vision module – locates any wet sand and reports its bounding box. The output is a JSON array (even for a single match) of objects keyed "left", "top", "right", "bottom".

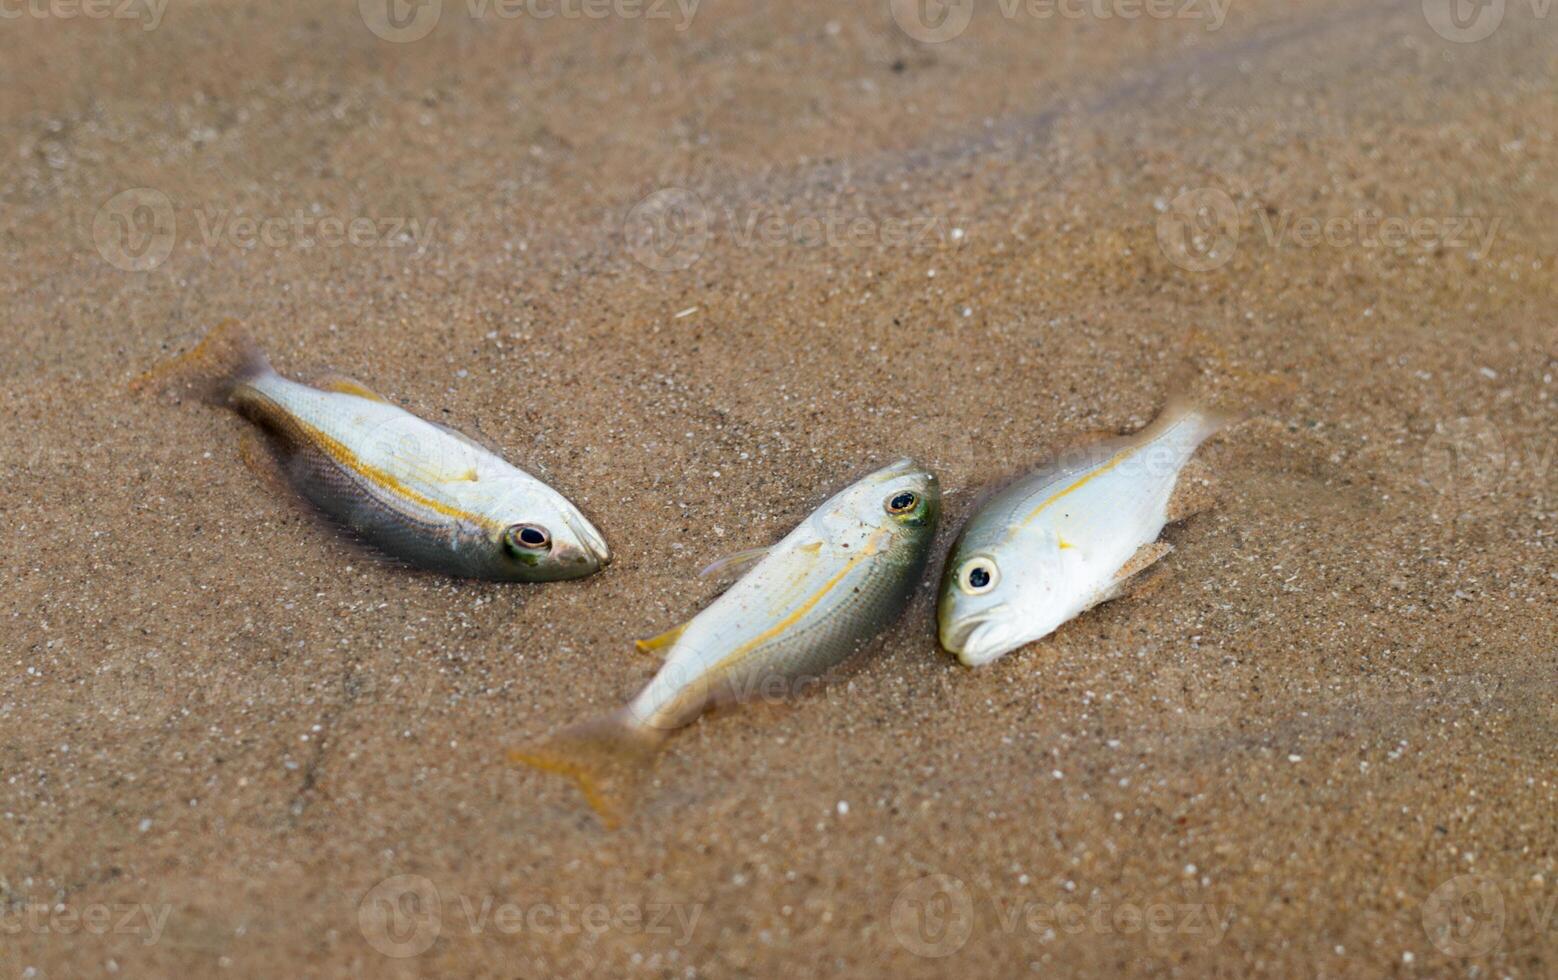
[{"left": 2, "top": 0, "right": 1555, "bottom": 976}]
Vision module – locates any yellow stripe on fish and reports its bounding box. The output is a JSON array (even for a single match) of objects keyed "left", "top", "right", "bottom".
[
  {"left": 508, "top": 460, "right": 939, "bottom": 825},
  {"left": 709, "top": 529, "right": 889, "bottom": 676},
  {"left": 274, "top": 399, "right": 502, "bottom": 533},
  {"left": 940, "top": 396, "right": 1240, "bottom": 667},
  {"left": 133, "top": 320, "right": 610, "bottom": 581},
  {"left": 1019, "top": 442, "right": 1142, "bottom": 528}
]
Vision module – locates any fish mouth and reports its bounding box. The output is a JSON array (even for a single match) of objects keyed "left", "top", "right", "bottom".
[
  {"left": 940, "top": 607, "right": 1014, "bottom": 667},
  {"left": 567, "top": 513, "right": 611, "bottom": 567}
]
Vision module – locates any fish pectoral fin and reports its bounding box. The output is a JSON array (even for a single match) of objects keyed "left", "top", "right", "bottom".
[
  {"left": 1101, "top": 541, "right": 1176, "bottom": 602},
  {"left": 634, "top": 621, "right": 691, "bottom": 659},
  {"left": 697, "top": 545, "right": 772, "bottom": 581},
  {"left": 1114, "top": 541, "right": 1174, "bottom": 582},
  {"left": 316, "top": 373, "right": 393, "bottom": 404},
  {"left": 431, "top": 420, "right": 508, "bottom": 459}
]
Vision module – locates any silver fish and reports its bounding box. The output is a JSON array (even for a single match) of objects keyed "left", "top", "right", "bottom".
[
  {"left": 509, "top": 458, "right": 940, "bottom": 821},
  {"left": 134, "top": 321, "right": 609, "bottom": 581},
  {"left": 939, "top": 397, "right": 1235, "bottom": 666}
]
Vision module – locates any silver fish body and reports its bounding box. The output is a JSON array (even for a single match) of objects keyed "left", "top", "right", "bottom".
[
  {"left": 510, "top": 458, "right": 939, "bottom": 820},
  {"left": 139, "top": 322, "right": 608, "bottom": 581},
  {"left": 939, "top": 399, "right": 1232, "bottom": 666},
  {"left": 626, "top": 457, "right": 940, "bottom": 732}
]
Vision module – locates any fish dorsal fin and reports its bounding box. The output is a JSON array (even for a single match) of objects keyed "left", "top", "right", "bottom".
[
  {"left": 316, "top": 374, "right": 392, "bottom": 404},
  {"left": 432, "top": 420, "right": 507, "bottom": 458},
  {"left": 634, "top": 621, "right": 691, "bottom": 659},
  {"left": 697, "top": 545, "right": 772, "bottom": 581}
]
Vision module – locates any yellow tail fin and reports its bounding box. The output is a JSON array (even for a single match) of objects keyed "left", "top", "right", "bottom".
[
  {"left": 130, "top": 319, "right": 271, "bottom": 404},
  {"left": 507, "top": 708, "right": 667, "bottom": 827}
]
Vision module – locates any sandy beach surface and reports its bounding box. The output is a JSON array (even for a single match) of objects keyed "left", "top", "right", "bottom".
[{"left": 2, "top": 0, "right": 1554, "bottom": 975}]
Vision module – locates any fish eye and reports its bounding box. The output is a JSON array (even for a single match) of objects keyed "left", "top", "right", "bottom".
[
  {"left": 504, "top": 523, "right": 552, "bottom": 554},
  {"left": 885, "top": 491, "right": 919, "bottom": 515},
  {"left": 959, "top": 558, "right": 998, "bottom": 595}
]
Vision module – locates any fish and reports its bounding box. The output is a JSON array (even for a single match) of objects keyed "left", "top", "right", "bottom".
[
  {"left": 938, "top": 396, "right": 1238, "bottom": 667},
  {"left": 132, "top": 321, "right": 610, "bottom": 581},
  {"left": 508, "top": 458, "right": 940, "bottom": 822}
]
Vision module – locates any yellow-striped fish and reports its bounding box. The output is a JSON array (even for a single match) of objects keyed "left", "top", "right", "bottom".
[
  {"left": 939, "top": 396, "right": 1236, "bottom": 666},
  {"left": 509, "top": 458, "right": 939, "bottom": 821},
  {"left": 134, "top": 322, "right": 609, "bottom": 581}
]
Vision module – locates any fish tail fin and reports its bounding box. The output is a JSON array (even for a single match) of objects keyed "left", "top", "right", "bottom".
[
  {"left": 1159, "top": 327, "right": 1296, "bottom": 436},
  {"left": 130, "top": 319, "right": 272, "bottom": 404},
  {"left": 506, "top": 708, "right": 666, "bottom": 827},
  {"left": 1149, "top": 391, "right": 1246, "bottom": 450}
]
